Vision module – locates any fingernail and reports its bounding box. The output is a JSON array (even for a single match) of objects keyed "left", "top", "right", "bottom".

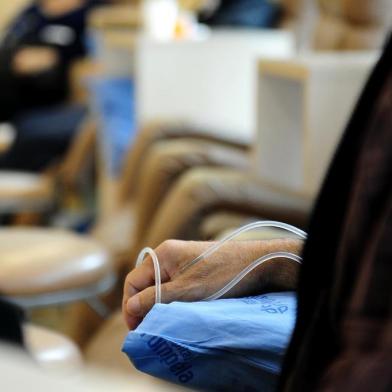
[{"left": 127, "top": 296, "right": 141, "bottom": 316}]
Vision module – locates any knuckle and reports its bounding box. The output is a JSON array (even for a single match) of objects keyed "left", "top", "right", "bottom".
[
  {"left": 158, "top": 239, "right": 182, "bottom": 257},
  {"left": 158, "top": 239, "right": 189, "bottom": 274},
  {"left": 161, "top": 239, "right": 178, "bottom": 250}
]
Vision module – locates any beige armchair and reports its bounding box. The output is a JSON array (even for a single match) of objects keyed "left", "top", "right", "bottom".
[
  {"left": 0, "top": 228, "right": 115, "bottom": 316},
  {"left": 118, "top": 122, "right": 249, "bottom": 204},
  {"left": 0, "top": 123, "right": 113, "bottom": 338},
  {"left": 93, "top": 122, "right": 249, "bottom": 264},
  {"left": 131, "top": 138, "right": 249, "bottom": 245},
  {"left": 313, "top": 0, "right": 391, "bottom": 50},
  {"left": 140, "top": 168, "right": 311, "bottom": 249}
]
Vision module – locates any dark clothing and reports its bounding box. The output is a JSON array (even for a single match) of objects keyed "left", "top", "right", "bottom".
[
  {"left": 0, "top": 1, "right": 103, "bottom": 121},
  {"left": 0, "top": 1, "right": 104, "bottom": 171},
  {"left": 0, "top": 104, "right": 86, "bottom": 172},
  {"left": 1, "top": 1, "right": 102, "bottom": 63},
  {"left": 280, "top": 35, "right": 392, "bottom": 391},
  {"left": 0, "top": 298, "right": 24, "bottom": 348},
  {"left": 199, "top": 0, "right": 281, "bottom": 29}
]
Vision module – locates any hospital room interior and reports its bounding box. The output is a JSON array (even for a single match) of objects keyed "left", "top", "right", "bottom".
[{"left": 0, "top": 0, "right": 391, "bottom": 391}]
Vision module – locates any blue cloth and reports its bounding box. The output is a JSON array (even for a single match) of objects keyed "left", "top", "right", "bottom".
[
  {"left": 122, "top": 292, "right": 297, "bottom": 391},
  {"left": 88, "top": 77, "right": 136, "bottom": 176}
]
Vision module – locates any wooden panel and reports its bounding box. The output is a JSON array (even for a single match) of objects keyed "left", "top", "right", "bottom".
[{"left": 255, "top": 53, "right": 377, "bottom": 198}]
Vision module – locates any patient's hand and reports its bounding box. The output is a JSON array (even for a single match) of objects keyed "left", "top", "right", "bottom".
[
  {"left": 123, "top": 238, "right": 303, "bottom": 330},
  {"left": 12, "top": 47, "right": 59, "bottom": 75}
]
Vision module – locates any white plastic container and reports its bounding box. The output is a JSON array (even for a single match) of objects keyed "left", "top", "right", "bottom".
[{"left": 142, "top": 0, "right": 179, "bottom": 41}]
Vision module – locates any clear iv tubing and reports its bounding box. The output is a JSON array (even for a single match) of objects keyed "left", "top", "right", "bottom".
[
  {"left": 136, "top": 247, "right": 162, "bottom": 304},
  {"left": 180, "top": 220, "right": 307, "bottom": 272},
  {"left": 204, "top": 252, "right": 302, "bottom": 301},
  {"left": 136, "top": 221, "right": 308, "bottom": 304}
]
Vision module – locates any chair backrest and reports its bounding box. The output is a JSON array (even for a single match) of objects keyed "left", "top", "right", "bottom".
[
  {"left": 313, "top": 0, "right": 392, "bottom": 50},
  {"left": 277, "top": 0, "right": 391, "bottom": 51},
  {"left": 280, "top": 0, "right": 305, "bottom": 27}
]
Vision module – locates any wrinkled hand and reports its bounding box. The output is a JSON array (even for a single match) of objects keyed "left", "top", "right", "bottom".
[
  {"left": 123, "top": 238, "right": 302, "bottom": 330},
  {"left": 13, "top": 47, "right": 59, "bottom": 75}
]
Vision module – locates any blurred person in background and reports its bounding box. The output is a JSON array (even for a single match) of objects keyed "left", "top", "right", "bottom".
[
  {"left": 0, "top": 0, "right": 106, "bottom": 172},
  {"left": 198, "top": 0, "right": 282, "bottom": 28}
]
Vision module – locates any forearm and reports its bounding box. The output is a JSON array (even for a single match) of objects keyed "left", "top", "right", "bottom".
[
  {"left": 205, "top": 238, "right": 304, "bottom": 296},
  {"left": 254, "top": 238, "right": 304, "bottom": 292}
]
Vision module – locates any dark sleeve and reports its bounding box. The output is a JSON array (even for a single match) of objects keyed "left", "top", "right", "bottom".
[
  {"left": 0, "top": 47, "right": 21, "bottom": 121},
  {"left": 0, "top": 45, "right": 68, "bottom": 120},
  {"left": 20, "top": 61, "right": 69, "bottom": 106},
  {"left": 0, "top": 298, "right": 24, "bottom": 348},
  {"left": 0, "top": 6, "right": 41, "bottom": 120},
  {"left": 1, "top": 5, "right": 38, "bottom": 49},
  {"left": 278, "top": 33, "right": 392, "bottom": 392}
]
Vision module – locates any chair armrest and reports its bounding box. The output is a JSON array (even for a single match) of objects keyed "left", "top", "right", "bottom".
[
  {"left": 69, "top": 59, "right": 103, "bottom": 104},
  {"left": 119, "top": 122, "right": 249, "bottom": 203},
  {"left": 132, "top": 138, "right": 250, "bottom": 246},
  {"left": 140, "top": 167, "right": 312, "bottom": 251},
  {"left": 24, "top": 324, "right": 83, "bottom": 370},
  {"left": 200, "top": 211, "right": 301, "bottom": 240},
  {"left": 59, "top": 118, "right": 97, "bottom": 189}
]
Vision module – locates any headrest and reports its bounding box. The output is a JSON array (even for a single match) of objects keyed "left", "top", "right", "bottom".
[{"left": 318, "top": 0, "right": 392, "bottom": 26}]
